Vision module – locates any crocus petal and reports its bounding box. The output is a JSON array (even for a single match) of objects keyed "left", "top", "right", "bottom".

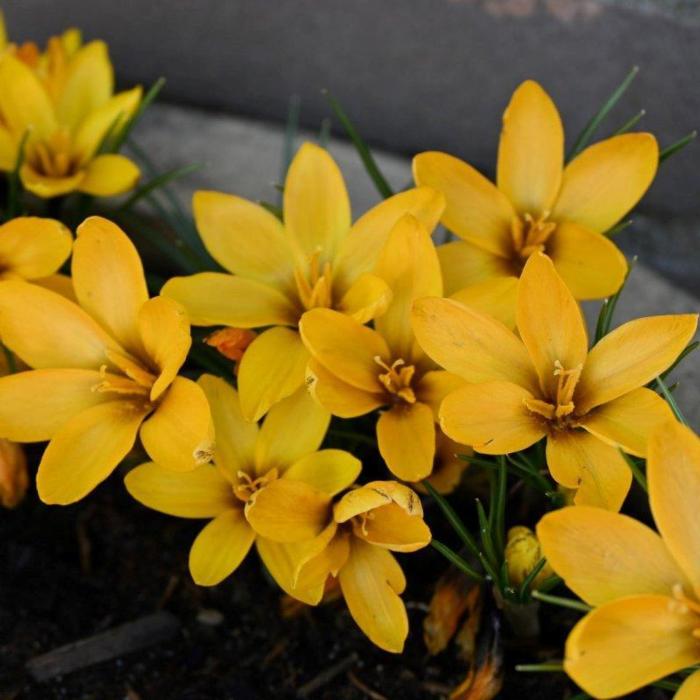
[
  {"left": 564, "top": 596, "right": 699, "bottom": 699},
  {"left": 20, "top": 165, "right": 85, "bottom": 199},
  {"left": 0, "top": 125, "right": 16, "bottom": 171},
  {"left": 192, "top": 190, "right": 295, "bottom": 286},
  {"left": 334, "top": 186, "right": 445, "bottom": 289},
  {"left": 580, "top": 387, "right": 674, "bottom": 457},
  {"left": 496, "top": 80, "right": 563, "bottom": 216},
  {"left": 255, "top": 386, "right": 330, "bottom": 473},
  {"left": 137, "top": 296, "right": 191, "bottom": 401},
  {"left": 33, "top": 273, "right": 76, "bottom": 301},
  {"left": 334, "top": 480, "right": 423, "bottom": 522},
  {"left": 648, "top": 421, "right": 700, "bottom": 597},
  {"left": 339, "top": 538, "right": 408, "bottom": 653},
  {"left": 675, "top": 670, "right": 700, "bottom": 700},
  {"left": 374, "top": 214, "right": 442, "bottom": 362},
  {"left": 283, "top": 449, "right": 362, "bottom": 496},
  {"left": 197, "top": 374, "right": 258, "bottom": 479},
  {"left": 552, "top": 133, "right": 658, "bottom": 234},
  {"left": 516, "top": 253, "right": 588, "bottom": 398},
  {"left": 377, "top": 402, "right": 435, "bottom": 481},
  {"left": 189, "top": 508, "right": 255, "bottom": 586},
  {"left": 440, "top": 381, "right": 546, "bottom": 454},
  {"left": 336, "top": 272, "right": 392, "bottom": 325},
  {"left": 0, "top": 368, "right": 119, "bottom": 441},
  {"left": 576, "top": 314, "right": 698, "bottom": 413},
  {"left": 294, "top": 528, "right": 351, "bottom": 595},
  {"left": 55, "top": 40, "right": 113, "bottom": 132},
  {"left": 537, "top": 506, "right": 690, "bottom": 606},
  {"left": 412, "top": 297, "right": 539, "bottom": 393},
  {"left": 37, "top": 399, "right": 148, "bottom": 504},
  {"left": 73, "top": 216, "right": 148, "bottom": 356},
  {"left": 161, "top": 272, "right": 297, "bottom": 328},
  {"left": 299, "top": 308, "right": 388, "bottom": 392},
  {"left": 358, "top": 503, "right": 431, "bottom": 553},
  {"left": 125, "top": 461, "right": 235, "bottom": 518},
  {"left": 284, "top": 142, "right": 350, "bottom": 258},
  {"left": 415, "top": 370, "right": 465, "bottom": 420},
  {"left": 237, "top": 327, "right": 309, "bottom": 421},
  {"left": 0, "top": 280, "right": 119, "bottom": 369},
  {"left": 413, "top": 151, "right": 515, "bottom": 257},
  {"left": 0, "top": 217, "right": 72, "bottom": 279},
  {"left": 78, "top": 154, "right": 140, "bottom": 197},
  {"left": 305, "top": 358, "right": 385, "bottom": 418},
  {"left": 546, "top": 430, "right": 631, "bottom": 512},
  {"left": 245, "top": 478, "right": 331, "bottom": 542},
  {"left": 450, "top": 277, "right": 519, "bottom": 331},
  {"left": 547, "top": 221, "right": 628, "bottom": 299},
  {"left": 437, "top": 239, "right": 515, "bottom": 296},
  {"left": 140, "top": 376, "right": 213, "bottom": 472}
]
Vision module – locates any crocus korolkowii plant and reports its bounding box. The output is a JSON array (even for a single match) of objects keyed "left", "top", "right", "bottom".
[
  {"left": 162, "top": 142, "right": 445, "bottom": 420},
  {"left": 414, "top": 80, "right": 658, "bottom": 323},
  {"left": 300, "top": 214, "right": 465, "bottom": 481},
  {"left": 412, "top": 252, "right": 697, "bottom": 510},
  {"left": 0, "top": 217, "right": 213, "bottom": 504},
  {"left": 126, "top": 375, "right": 362, "bottom": 588},
  {"left": 538, "top": 421, "right": 700, "bottom": 699}
]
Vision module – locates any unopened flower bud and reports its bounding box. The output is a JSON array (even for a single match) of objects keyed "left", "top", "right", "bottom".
[
  {"left": 505, "top": 525, "right": 553, "bottom": 589},
  {"left": 0, "top": 439, "right": 29, "bottom": 508}
]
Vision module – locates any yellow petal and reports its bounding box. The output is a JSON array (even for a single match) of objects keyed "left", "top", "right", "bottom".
[
  {"left": 161, "top": 272, "right": 297, "bottom": 328},
  {"left": 0, "top": 54, "right": 56, "bottom": 138},
  {"left": 450, "top": 276, "right": 519, "bottom": 331},
  {"left": 78, "top": 154, "right": 140, "bottom": 197},
  {"left": 336, "top": 272, "right": 392, "bottom": 325},
  {"left": 552, "top": 133, "right": 659, "bottom": 233},
  {"left": 546, "top": 430, "right": 631, "bottom": 512},
  {"left": 33, "top": 273, "right": 76, "bottom": 301},
  {"left": 237, "top": 326, "right": 309, "bottom": 421},
  {"left": 580, "top": 387, "right": 674, "bottom": 457},
  {"left": 675, "top": 670, "right": 700, "bottom": 700},
  {"left": 374, "top": 214, "right": 442, "bottom": 362},
  {"left": 413, "top": 151, "right": 514, "bottom": 257},
  {"left": 497, "top": 80, "right": 563, "bottom": 216},
  {"left": 415, "top": 370, "right": 465, "bottom": 420},
  {"left": 537, "top": 506, "right": 689, "bottom": 606},
  {"left": 547, "top": 221, "right": 628, "bottom": 299},
  {"left": 377, "top": 402, "right": 435, "bottom": 481},
  {"left": 294, "top": 527, "right": 350, "bottom": 595},
  {"left": 334, "top": 186, "right": 445, "bottom": 289},
  {"left": 305, "top": 358, "right": 385, "bottom": 418},
  {"left": 0, "top": 280, "right": 118, "bottom": 369},
  {"left": 339, "top": 538, "right": 408, "bottom": 653},
  {"left": 245, "top": 478, "right": 331, "bottom": 542},
  {"left": 140, "top": 377, "right": 213, "bottom": 472},
  {"left": 412, "top": 297, "right": 538, "bottom": 392},
  {"left": 564, "top": 596, "right": 699, "bottom": 699},
  {"left": 20, "top": 164, "right": 85, "bottom": 198},
  {"left": 440, "top": 381, "right": 546, "bottom": 454},
  {"left": 189, "top": 508, "right": 255, "bottom": 586},
  {"left": 0, "top": 368, "right": 119, "bottom": 441},
  {"left": 516, "top": 253, "right": 588, "bottom": 398},
  {"left": 421, "top": 433, "right": 471, "bottom": 495},
  {"left": 55, "top": 40, "right": 113, "bottom": 131},
  {"left": 0, "top": 217, "right": 72, "bottom": 279},
  {"left": 299, "top": 308, "right": 388, "bottom": 392},
  {"left": 192, "top": 190, "right": 295, "bottom": 285},
  {"left": 0, "top": 10, "right": 6, "bottom": 51},
  {"left": 576, "top": 314, "right": 698, "bottom": 413},
  {"left": 37, "top": 399, "right": 148, "bottom": 504},
  {"left": 648, "top": 421, "right": 700, "bottom": 597},
  {"left": 255, "top": 386, "right": 330, "bottom": 473},
  {"left": 284, "top": 142, "right": 350, "bottom": 258},
  {"left": 0, "top": 124, "right": 16, "bottom": 171},
  {"left": 334, "top": 480, "right": 424, "bottom": 522},
  {"left": 283, "top": 449, "right": 361, "bottom": 495},
  {"left": 73, "top": 216, "right": 148, "bottom": 356},
  {"left": 357, "top": 503, "right": 431, "bottom": 553},
  {"left": 125, "top": 461, "right": 235, "bottom": 518},
  {"left": 138, "top": 296, "right": 191, "bottom": 401},
  {"left": 197, "top": 374, "right": 258, "bottom": 479}
]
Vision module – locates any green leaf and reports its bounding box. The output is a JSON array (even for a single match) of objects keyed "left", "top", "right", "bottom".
[
  {"left": 110, "top": 77, "right": 166, "bottom": 152},
  {"left": 531, "top": 590, "right": 591, "bottom": 613},
  {"left": 518, "top": 557, "right": 548, "bottom": 602},
  {"left": 659, "top": 131, "right": 697, "bottom": 164},
  {"left": 655, "top": 375, "right": 687, "bottom": 425},
  {"left": 117, "top": 163, "right": 202, "bottom": 213},
  {"left": 594, "top": 257, "right": 635, "bottom": 343},
  {"left": 659, "top": 341, "right": 699, "bottom": 381},
  {"left": 619, "top": 449, "right": 648, "bottom": 493},
  {"left": 280, "top": 94, "right": 301, "bottom": 201},
  {"left": 613, "top": 109, "right": 645, "bottom": 136},
  {"left": 430, "top": 539, "right": 484, "bottom": 582}
]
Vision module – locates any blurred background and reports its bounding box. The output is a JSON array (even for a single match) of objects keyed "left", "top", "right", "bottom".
[{"left": 3, "top": 0, "right": 699, "bottom": 296}]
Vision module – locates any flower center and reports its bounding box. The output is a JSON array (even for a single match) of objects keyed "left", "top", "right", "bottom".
[
  {"left": 374, "top": 356, "right": 416, "bottom": 404},
  {"left": 26, "top": 129, "right": 79, "bottom": 178},
  {"left": 670, "top": 584, "right": 700, "bottom": 640},
  {"left": 511, "top": 211, "right": 557, "bottom": 260},
  {"left": 294, "top": 250, "right": 333, "bottom": 311},
  {"left": 91, "top": 364, "right": 151, "bottom": 399},
  {"left": 524, "top": 360, "right": 582, "bottom": 428},
  {"left": 233, "top": 468, "right": 279, "bottom": 503}
]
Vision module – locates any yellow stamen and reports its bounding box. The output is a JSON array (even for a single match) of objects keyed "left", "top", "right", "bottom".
[
  {"left": 233, "top": 467, "right": 279, "bottom": 503},
  {"left": 294, "top": 250, "right": 333, "bottom": 310},
  {"left": 511, "top": 211, "right": 557, "bottom": 259},
  {"left": 524, "top": 360, "right": 583, "bottom": 426},
  {"left": 91, "top": 364, "right": 150, "bottom": 398},
  {"left": 374, "top": 356, "right": 416, "bottom": 404}
]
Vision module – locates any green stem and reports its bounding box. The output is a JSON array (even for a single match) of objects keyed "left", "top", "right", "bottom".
[{"left": 531, "top": 590, "right": 591, "bottom": 613}]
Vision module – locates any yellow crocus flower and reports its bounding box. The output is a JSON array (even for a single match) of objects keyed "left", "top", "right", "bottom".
[
  {"left": 412, "top": 252, "right": 697, "bottom": 511},
  {"left": 125, "top": 374, "right": 360, "bottom": 586},
  {"left": 162, "top": 142, "right": 445, "bottom": 421},
  {"left": 538, "top": 421, "right": 700, "bottom": 699},
  {"left": 0, "top": 41, "right": 141, "bottom": 198},
  {"left": 300, "top": 214, "right": 463, "bottom": 481},
  {"left": 414, "top": 81, "right": 658, "bottom": 316},
  {"left": 0, "top": 216, "right": 213, "bottom": 505}
]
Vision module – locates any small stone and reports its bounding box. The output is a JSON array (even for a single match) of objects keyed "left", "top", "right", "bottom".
[{"left": 196, "top": 609, "right": 224, "bottom": 626}]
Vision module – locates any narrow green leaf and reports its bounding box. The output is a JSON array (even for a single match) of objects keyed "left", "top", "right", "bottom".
[
  {"left": 515, "top": 662, "right": 564, "bottom": 673},
  {"left": 531, "top": 590, "right": 591, "bottom": 613},
  {"left": 319, "top": 117, "right": 332, "bottom": 148},
  {"left": 111, "top": 77, "right": 166, "bottom": 152},
  {"left": 518, "top": 557, "right": 548, "bottom": 602},
  {"left": 656, "top": 375, "right": 687, "bottom": 425},
  {"left": 613, "top": 109, "right": 645, "bottom": 136},
  {"left": 494, "top": 456, "right": 507, "bottom": 557},
  {"left": 659, "top": 131, "right": 697, "bottom": 164},
  {"left": 1, "top": 344, "right": 17, "bottom": 374},
  {"left": 594, "top": 257, "right": 636, "bottom": 343},
  {"left": 281, "top": 94, "right": 301, "bottom": 196},
  {"left": 430, "top": 539, "right": 484, "bottom": 582},
  {"left": 475, "top": 498, "right": 498, "bottom": 571},
  {"left": 117, "top": 163, "right": 202, "bottom": 213},
  {"left": 605, "top": 218, "right": 633, "bottom": 237},
  {"left": 659, "top": 341, "right": 700, "bottom": 381},
  {"left": 619, "top": 449, "right": 648, "bottom": 493}
]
